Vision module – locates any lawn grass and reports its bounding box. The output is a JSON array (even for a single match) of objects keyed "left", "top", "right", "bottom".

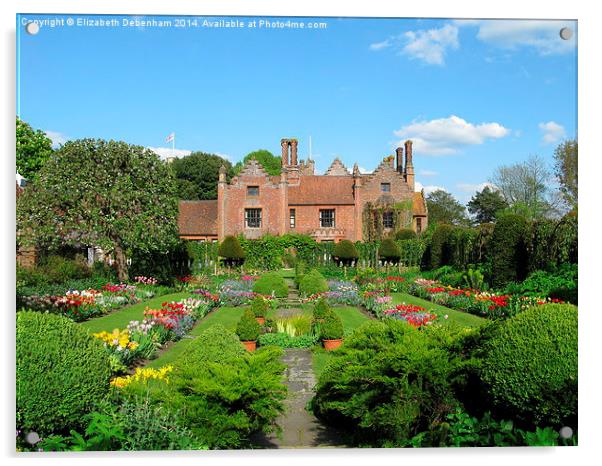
[
  {"left": 80, "top": 292, "right": 192, "bottom": 333},
  {"left": 391, "top": 292, "right": 485, "bottom": 327}
]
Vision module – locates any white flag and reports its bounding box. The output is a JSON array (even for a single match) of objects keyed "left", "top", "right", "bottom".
[{"left": 165, "top": 132, "right": 175, "bottom": 143}]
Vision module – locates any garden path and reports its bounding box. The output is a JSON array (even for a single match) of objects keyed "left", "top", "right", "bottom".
[{"left": 252, "top": 348, "right": 346, "bottom": 449}]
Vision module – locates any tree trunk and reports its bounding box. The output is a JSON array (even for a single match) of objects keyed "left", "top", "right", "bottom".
[{"left": 114, "top": 244, "right": 129, "bottom": 282}]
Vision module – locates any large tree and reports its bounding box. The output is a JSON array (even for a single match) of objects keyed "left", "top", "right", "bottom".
[
  {"left": 233, "top": 149, "right": 281, "bottom": 176},
  {"left": 426, "top": 189, "right": 468, "bottom": 226},
  {"left": 467, "top": 186, "right": 509, "bottom": 224},
  {"left": 490, "top": 155, "right": 556, "bottom": 219},
  {"left": 17, "top": 139, "right": 179, "bottom": 281},
  {"left": 172, "top": 151, "right": 232, "bottom": 200},
  {"left": 554, "top": 139, "right": 578, "bottom": 211},
  {"left": 16, "top": 117, "right": 54, "bottom": 181}
]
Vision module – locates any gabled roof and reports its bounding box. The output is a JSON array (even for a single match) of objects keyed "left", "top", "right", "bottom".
[
  {"left": 413, "top": 191, "right": 427, "bottom": 216},
  {"left": 288, "top": 176, "right": 355, "bottom": 205},
  {"left": 325, "top": 158, "right": 350, "bottom": 176},
  {"left": 178, "top": 200, "right": 218, "bottom": 236}
]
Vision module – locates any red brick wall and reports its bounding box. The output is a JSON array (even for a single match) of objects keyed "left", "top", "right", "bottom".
[{"left": 288, "top": 204, "right": 357, "bottom": 241}]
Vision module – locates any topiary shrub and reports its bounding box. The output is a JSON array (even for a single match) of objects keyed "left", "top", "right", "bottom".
[
  {"left": 489, "top": 214, "right": 528, "bottom": 288},
  {"left": 378, "top": 238, "right": 401, "bottom": 264},
  {"left": 298, "top": 269, "right": 328, "bottom": 297},
  {"left": 311, "top": 297, "right": 330, "bottom": 335},
  {"left": 160, "top": 325, "right": 286, "bottom": 449},
  {"left": 250, "top": 295, "right": 270, "bottom": 318},
  {"left": 252, "top": 271, "right": 288, "bottom": 298},
  {"left": 218, "top": 235, "right": 245, "bottom": 267},
  {"left": 479, "top": 303, "right": 578, "bottom": 426},
  {"left": 332, "top": 240, "right": 359, "bottom": 266},
  {"left": 16, "top": 311, "right": 112, "bottom": 434},
  {"left": 320, "top": 309, "right": 344, "bottom": 340},
  {"left": 430, "top": 224, "right": 454, "bottom": 269},
  {"left": 236, "top": 309, "right": 261, "bottom": 342},
  {"left": 312, "top": 320, "right": 461, "bottom": 446},
  {"left": 395, "top": 228, "right": 417, "bottom": 240}
]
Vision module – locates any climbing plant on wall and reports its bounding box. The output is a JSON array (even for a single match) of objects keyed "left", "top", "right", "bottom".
[{"left": 362, "top": 199, "right": 413, "bottom": 241}]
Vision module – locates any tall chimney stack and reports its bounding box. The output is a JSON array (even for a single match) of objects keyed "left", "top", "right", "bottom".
[
  {"left": 395, "top": 146, "right": 404, "bottom": 173},
  {"left": 281, "top": 138, "right": 289, "bottom": 166},
  {"left": 404, "top": 140, "right": 414, "bottom": 190},
  {"left": 290, "top": 139, "right": 298, "bottom": 165}
]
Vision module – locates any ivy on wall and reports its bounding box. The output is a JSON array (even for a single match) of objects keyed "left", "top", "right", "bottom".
[{"left": 362, "top": 199, "right": 413, "bottom": 242}]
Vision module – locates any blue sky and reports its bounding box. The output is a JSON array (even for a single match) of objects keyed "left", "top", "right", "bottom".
[{"left": 16, "top": 14, "right": 577, "bottom": 202}]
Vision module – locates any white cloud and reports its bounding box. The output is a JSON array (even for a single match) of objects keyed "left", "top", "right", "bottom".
[
  {"left": 418, "top": 169, "right": 438, "bottom": 177},
  {"left": 358, "top": 166, "right": 370, "bottom": 174},
  {"left": 415, "top": 181, "right": 446, "bottom": 194},
  {"left": 456, "top": 182, "right": 497, "bottom": 193},
  {"left": 370, "top": 24, "right": 459, "bottom": 66},
  {"left": 539, "top": 121, "right": 566, "bottom": 144},
  {"left": 148, "top": 146, "right": 192, "bottom": 160},
  {"left": 394, "top": 115, "right": 509, "bottom": 155},
  {"left": 45, "top": 130, "right": 69, "bottom": 147},
  {"left": 455, "top": 20, "right": 576, "bottom": 55}
]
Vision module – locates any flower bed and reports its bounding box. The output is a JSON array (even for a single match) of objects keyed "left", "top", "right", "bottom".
[
  {"left": 382, "top": 303, "right": 438, "bottom": 327},
  {"left": 304, "top": 280, "right": 361, "bottom": 306}
]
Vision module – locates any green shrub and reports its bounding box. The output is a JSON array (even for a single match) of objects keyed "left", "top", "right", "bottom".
[
  {"left": 258, "top": 333, "right": 319, "bottom": 348},
  {"left": 16, "top": 312, "right": 112, "bottom": 434},
  {"left": 218, "top": 236, "right": 245, "bottom": 266},
  {"left": 311, "top": 297, "right": 331, "bottom": 335},
  {"left": 504, "top": 264, "right": 577, "bottom": 302},
  {"left": 430, "top": 224, "right": 454, "bottom": 269},
  {"left": 333, "top": 240, "right": 359, "bottom": 265},
  {"left": 489, "top": 214, "right": 528, "bottom": 288},
  {"left": 378, "top": 238, "right": 401, "bottom": 263},
  {"left": 320, "top": 309, "right": 344, "bottom": 340},
  {"left": 298, "top": 269, "right": 328, "bottom": 297},
  {"left": 236, "top": 309, "right": 261, "bottom": 341},
  {"left": 479, "top": 303, "right": 578, "bottom": 426},
  {"left": 250, "top": 295, "right": 270, "bottom": 318},
  {"left": 252, "top": 271, "right": 288, "bottom": 298},
  {"left": 395, "top": 228, "right": 417, "bottom": 240},
  {"left": 312, "top": 320, "right": 461, "bottom": 446},
  {"left": 41, "top": 255, "right": 92, "bottom": 283},
  {"left": 161, "top": 325, "right": 286, "bottom": 449}
]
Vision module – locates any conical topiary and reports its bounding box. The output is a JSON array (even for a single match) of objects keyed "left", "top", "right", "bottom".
[
  {"left": 378, "top": 238, "right": 401, "bottom": 264},
  {"left": 236, "top": 309, "right": 260, "bottom": 342},
  {"left": 333, "top": 240, "right": 359, "bottom": 266},
  {"left": 218, "top": 235, "right": 245, "bottom": 267}
]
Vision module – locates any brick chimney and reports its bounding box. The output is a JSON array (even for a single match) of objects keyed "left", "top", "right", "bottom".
[
  {"left": 404, "top": 140, "right": 414, "bottom": 190},
  {"left": 281, "top": 138, "right": 289, "bottom": 166},
  {"left": 290, "top": 139, "right": 298, "bottom": 165},
  {"left": 395, "top": 146, "right": 404, "bottom": 174}
]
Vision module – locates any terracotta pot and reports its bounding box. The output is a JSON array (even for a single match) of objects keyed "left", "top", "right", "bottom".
[
  {"left": 323, "top": 339, "right": 343, "bottom": 351},
  {"left": 255, "top": 317, "right": 266, "bottom": 325},
  {"left": 242, "top": 340, "right": 257, "bottom": 351}
]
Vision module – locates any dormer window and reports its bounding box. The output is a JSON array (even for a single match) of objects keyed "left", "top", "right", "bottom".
[
  {"left": 247, "top": 186, "right": 259, "bottom": 196},
  {"left": 381, "top": 183, "right": 391, "bottom": 193}
]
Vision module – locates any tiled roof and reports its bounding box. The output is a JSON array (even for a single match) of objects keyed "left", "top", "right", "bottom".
[
  {"left": 288, "top": 176, "right": 355, "bottom": 205},
  {"left": 413, "top": 191, "right": 427, "bottom": 216},
  {"left": 178, "top": 200, "right": 218, "bottom": 236}
]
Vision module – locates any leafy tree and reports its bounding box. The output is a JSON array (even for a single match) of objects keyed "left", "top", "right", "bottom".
[
  {"left": 490, "top": 155, "right": 556, "bottom": 219},
  {"left": 233, "top": 149, "right": 281, "bottom": 176},
  {"left": 553, "top": 139, "right": 577, "bottom": 210},
  {"left": 171, "top": 152, "right": 232, "bottom": 200},
  {"left": 426, "top": 190, "right": 468, "bottom": 226},
  {"left": 16, "top": 139, "right": 179, "bottom": 281},
  {"left": 467, "top": 186, "right": 509, "bottom": 224},
  {"left": 16, "top": 117, "right": 54, "bottom": 181}
]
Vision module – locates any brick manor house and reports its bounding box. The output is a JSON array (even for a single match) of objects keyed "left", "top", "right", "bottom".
[{"left": 178, "top": 138, "right": 428, "bottom": 243}]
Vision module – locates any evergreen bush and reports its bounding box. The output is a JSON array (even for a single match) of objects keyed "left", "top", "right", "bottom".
[
  {"left": 320, "top": 309, "right": 344, "bottom": 340},
  {"left": 16, "top": 311, "right": 112, "bottom": 434},
  {"left": 218, "top": 235, "right": 245, "bottom": 266},
  {"left": 489, "top": 214, "right": 528, "bottom": 288},
  {"left": 479, "top": 303, "right": 578, "bottom": 426},
  {"left": 252, "top": 271, "right": 288, "bottom": 298},
  {"left": 395, "top": 228, "right": 417, "bottom": 240},
  {"left": 378, "top": 238, "right": 401, "bottom": 264},
  {"left": 332, "top": 240, "right": 359, "bottom": 265},
  {"left": 236, "top": 309, "right": 261, "bottom": 342},
  {"left": 250, "top": 295, "right": 270, "bottom": 318},
  {"left": 298, "top": 269, "right": 328, "bottom": 297},
  {"left": 430, "top": 224, "right": 454, "bottom": 269}
]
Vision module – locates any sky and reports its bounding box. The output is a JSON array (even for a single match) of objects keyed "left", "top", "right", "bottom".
[{"left": 16, "top": 14, "right": 577, "bottom": 203}]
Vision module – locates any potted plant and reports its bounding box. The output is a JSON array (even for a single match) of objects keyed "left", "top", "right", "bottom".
[
  {"left": 236, "top": 309, "right": 261, "bottom": 351},
  {"left": 320, "top": 309, "right": 344, "bottom": 351},
  {"left": 250, "top": 295, "right": 269, "bottom": 325}
]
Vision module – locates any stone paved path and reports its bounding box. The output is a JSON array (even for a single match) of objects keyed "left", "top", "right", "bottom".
[{"left": 252, "top": 348, "right": 347, "bottom": 449}]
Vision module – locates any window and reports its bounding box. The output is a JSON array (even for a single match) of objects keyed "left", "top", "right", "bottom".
[
  {"left": 290, "top": 209, "right": 296, "bottom": 228},
  {"left": 416, "top": 217, "right": 423, "bottom": 234},
  {"left": 247, "top": 186, "right": 259, "bottom": 196},
  {"left": 381, "top": 183, "right": 391, "bottom": 193},
  {"left": 320, "top": 209, "right": 335, "bottom": 228},
  {"left": 245, "top": 208, "right": 262, "bottom": 228},
  {"left": 383, "top": 211, "right": 394, "bottom": 229}
]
